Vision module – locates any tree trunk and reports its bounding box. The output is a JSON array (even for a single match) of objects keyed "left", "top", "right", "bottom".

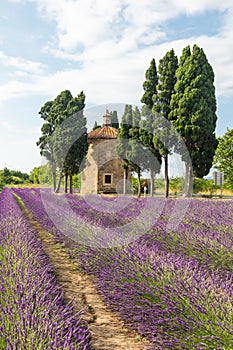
[
  {"left": 184, "top": 162, "right": 193, "bottom": 197},
  {"left": 51, "top": 161, "right": 56, "bottom": 192},
  {"left": 164, "top": 154, "right": 169, "bottom": 198},
  {"left": 137, "top": 168, "right": 141, "bottom": 198},
  {"left": 69, "top": 174, "right": 73, "bottom": 194},
  {"left": 123, "top": 168, "right": 126, "bottom": 195},
  {"left": 64, "top": 173, "right": 68, "bottom": 193},
  {"left": 55, "top": 169, "right": 63, "bottom": 193},
  {"left": 150, "top": 169, "right": 154, "bottom": 196}
]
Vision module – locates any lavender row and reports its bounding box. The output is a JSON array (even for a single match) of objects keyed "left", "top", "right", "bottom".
[
  {"left": 13, "top": 188, "right": 233, "bottom": 348},
  {"left": 0, "top": 188, "right": 92, "bottom": 350},
  {"left": 14, "top": 188, "right": 233, "bottom": 275},
  {"left": 71, "top": 242, "right": 233, "bottom": 349}
]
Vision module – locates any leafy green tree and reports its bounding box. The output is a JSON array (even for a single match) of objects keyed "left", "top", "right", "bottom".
[
  {"left": 170, "top": 44, "right": 218, "bottom": 196},
  {"left": 0, "top": 167, "right": 12, "bottom": 184},
  {"left": 213, "top": 128, "right": 233, "bottom": 190},
  {"left": 153, "top": 49, "right": 178, "bottom": 197},
  {"left": 169, "top": 177, "right": 185, "bottom": 195},
  {"left": 37, "top": 99, "right": 59, "bottom": 191},
  {"left": 37, "top": 90, "right": 87, "bottom": 193},
  {"left": 29, "top": 167, "right": 40, "bottom": 184},
  {"left": 29, "top": 164, "right": 52, "bottom": 185}
]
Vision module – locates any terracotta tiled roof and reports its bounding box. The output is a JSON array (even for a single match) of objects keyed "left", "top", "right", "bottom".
[{"left": 88, "top": 125, "right": 118, "bottom": 139}]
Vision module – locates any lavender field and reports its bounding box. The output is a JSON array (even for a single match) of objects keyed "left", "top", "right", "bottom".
[
  {"left": 2, "top": 187, "right": 233, "bottom": 349},
  {"left": 0, "top": 188, "right": 92, "bottom": 350}
]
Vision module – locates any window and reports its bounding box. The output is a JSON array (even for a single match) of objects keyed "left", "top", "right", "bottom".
[
  {"left": 106, "top": 150, "right": 111, "bottom": 159},
  {"left": 104, "top": 174, "right": 112, "bottom": 185}
]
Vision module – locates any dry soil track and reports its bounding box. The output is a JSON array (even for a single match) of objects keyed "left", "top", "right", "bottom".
[{"left": 16, "top": 194, "right": 151, "bottom": 350}]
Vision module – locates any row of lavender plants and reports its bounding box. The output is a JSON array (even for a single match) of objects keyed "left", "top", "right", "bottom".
[
  {"left": 0, "top": 188, "right": 92, "bottom": 349},
  {"left": 13, "top": 188, "right": 233, "bottom": 349}
]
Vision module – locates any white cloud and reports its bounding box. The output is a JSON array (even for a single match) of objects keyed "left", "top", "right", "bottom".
[
  {"left": 0, "top": 51, "right": 46, "bottom": 75},
  {"left": 1, "top": 0, "right": 233, "bottom": 105}
]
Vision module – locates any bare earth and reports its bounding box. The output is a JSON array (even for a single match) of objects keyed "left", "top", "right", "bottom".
[{"left": 18, "top": 197, "right": 151, "bottom": 350}]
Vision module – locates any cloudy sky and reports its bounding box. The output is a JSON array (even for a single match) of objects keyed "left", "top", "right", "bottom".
[{"left": 0, "top": 0, "right": 233, "bottom": 173}]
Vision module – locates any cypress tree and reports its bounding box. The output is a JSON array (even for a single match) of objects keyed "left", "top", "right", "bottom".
[
  {"left": 170, "top": 44, "right": 218, "bottom": 196},
  {"left": 140, "top": 58, "right": 162, "bottom": 195},
  {"left": 141, "top": 58, "right": 158, "bottom": 111},
  {"left": 153, "top": 49, "right": 178, "bottom": 198},
  {"left": 116, "top": 104, "right": 133, "bottom": 194},
  {"left": 110, "top": 110, "right": 119, "bottom": 129}
]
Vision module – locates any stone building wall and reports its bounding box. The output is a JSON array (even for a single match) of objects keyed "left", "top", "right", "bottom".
[{"left": 80, "top": 138, "right": 125, "bottom": 195}]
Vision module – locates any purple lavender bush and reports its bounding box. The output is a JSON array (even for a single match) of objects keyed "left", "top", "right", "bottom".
[
  {"left": 13, "top": 188, "right": 233, "bottom": 349},
  {"left": 0, "top": 188, "right": 92, "bottom": 350}
]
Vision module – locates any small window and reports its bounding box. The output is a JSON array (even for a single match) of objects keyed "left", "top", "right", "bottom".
[
  {"left": 106, "top": 150, "right": 111, "bottom": 158},
  {"left": 104, "top": 174, "right": 112, "bottom": 185}
]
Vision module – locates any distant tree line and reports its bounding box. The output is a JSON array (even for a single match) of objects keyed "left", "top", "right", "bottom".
[{"left": 0, "top": 167, "right": 29, "bottom": 188}]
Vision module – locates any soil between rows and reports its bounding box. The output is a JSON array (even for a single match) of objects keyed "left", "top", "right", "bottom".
[{"left": 16, "top": 194, "right": 151, "bottom": 350}]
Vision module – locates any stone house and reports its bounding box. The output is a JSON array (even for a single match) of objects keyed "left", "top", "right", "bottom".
[{"left": 80, "top": 110, "right": 127, "bottom": 195}]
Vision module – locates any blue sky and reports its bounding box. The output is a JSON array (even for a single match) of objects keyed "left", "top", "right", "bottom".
[{"left": 0, "top": 0, "right": 233, "bottom": 173}]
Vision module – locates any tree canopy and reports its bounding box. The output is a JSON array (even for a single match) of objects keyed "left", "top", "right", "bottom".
[
  {"left": 152, "top": 49, "right": 178, "bottom": 197},
  {"left": 37, "top": 90, "right": 88, "bottom": 193}
]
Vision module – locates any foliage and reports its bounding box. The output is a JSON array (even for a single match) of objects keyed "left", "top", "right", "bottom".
[
  {"left": 141, "top": 58, "right": 158, "bottom": 110},
  {"left": 193, "top": 178, "right": 215, "bottom": 194},
  {"left": 37, "top": 90, "right": 87, "bottom": 193},
  {"left": 29, "top": 164, "right": 52, "bottom": 185},
  {"left": 153, "top": 48, "right": 178, "bottom": 121},
  {"left": 92, "top": 121, "right": 100, "bottom": 130},
  {"left": 116, "top": 104, "right": 133, "bottom": 194},
  {"left": 0, "top": 167, "right": 29, "bottom": 185},
  {"left": 60, "top": 92, "right": 88, "bottom": 193},
  {"left": 213, "top": 128, "right": 233, "bottom": 190},
  {"left": 140, "top": 58, "right": 163, "bottom": 195},
  {"left": 169, "top": 177, "right": 185, "bottom": 194},
  {"left": 110, "top": 110, "right": 119, "bottom": 129},
  {"left": 170, "top": 44, "right": 218, "bottom": 196}
]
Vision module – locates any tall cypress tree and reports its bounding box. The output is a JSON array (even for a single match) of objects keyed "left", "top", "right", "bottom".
[
  {"left": 153, "top": 49, "right": 178, "bottom": 197},
  {"left": 128, "top": 106, "right": 143, "bottom": 197},
  {"left": 141, "top": 58, "right": 158, "bottom": 111},
  {"left": 170, "top": 44, "right": 218, "bottom": 196},
  {"left": 140, "top": 58, "right": 161, "bottom": 195},
  {"left": 116, "top": 104, "right": 133, "bottom": 194},
  {"left": 62, "top": 91, "right": 88, "bottom": 194},
  {"left": 110, "top": 110, "right": 119, "bottom": 129}
]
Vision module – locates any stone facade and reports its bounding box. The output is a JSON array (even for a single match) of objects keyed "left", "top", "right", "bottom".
[{"left": 80, "top": 111, "right": 126, "bottom": 195}]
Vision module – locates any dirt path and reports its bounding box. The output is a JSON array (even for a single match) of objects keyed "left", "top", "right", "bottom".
[{"left": 15, "top": 195, "right": 151, "bottom": 350}]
